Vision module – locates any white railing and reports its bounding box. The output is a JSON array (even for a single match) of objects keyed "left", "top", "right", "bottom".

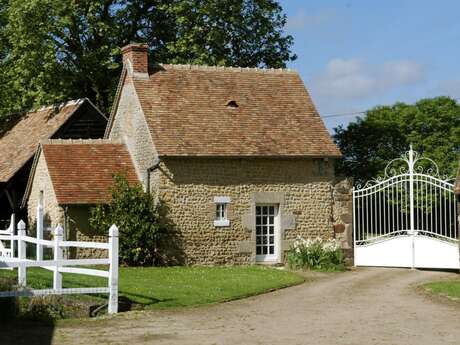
[
  {"left": 0, "top": 214, "right": 14, "bottom": 262},
  {"left": 0, "top": 220, "right": 119, "bottom": 314},
  {"left": 353, "top": 147, "right": 457, "bottom": 246},
  {"left": 353, "top": 146, "right": 458, "bottom": 269}
]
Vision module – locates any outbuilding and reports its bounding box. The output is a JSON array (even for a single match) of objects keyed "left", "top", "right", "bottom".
[
  {"left": 24, "top": 139, "right": 138, "bottom": 257},
  {"left": 0, "top": 99, "right": 107, "bottom": 224}
]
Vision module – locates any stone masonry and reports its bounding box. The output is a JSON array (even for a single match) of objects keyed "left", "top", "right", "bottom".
[
  {"left": 108, "top": 74, "right": 155, "bottom": 186},
  {"left": 28, "top": 149, "right": 112, "bottom": 259},
  {"left": 153, "top": 157, "right": 352, "bottom": 265},
  {"left": 27, "top": 152, "right": 64, "bottom": 231},
  {"left": 332, "top": 177, "right": 354, "bottom": 264},
  {"left": 456, "top": 167, "right": 460, "bottom": 268}
]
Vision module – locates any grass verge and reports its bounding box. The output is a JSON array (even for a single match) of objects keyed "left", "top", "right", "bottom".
[
  {"left": 0, "top": 266, "right": 304, "bottom": 310},
  {"left": 422, "top": 280, "right": 460, "bottom": 302}
]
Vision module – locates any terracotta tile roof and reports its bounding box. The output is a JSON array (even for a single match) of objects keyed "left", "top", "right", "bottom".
[
  {"left": 131, "top": 64, "right": 341, "bottom": 157},
  {"left": 41, "top": 140, "right": 138, "bottom": 204},
  {"left": 0, "top": 100, "right": 84, "bottom": 183}
]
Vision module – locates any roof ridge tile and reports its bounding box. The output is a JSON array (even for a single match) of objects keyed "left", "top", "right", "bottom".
[
  {"left": 31, "top": 99, "right": 85, "bottom": 114},
  {"left": 158, "top": 63, "right": 296, "bottom": 74},
  {"left": 43, "top": 138, "right": 123, "bottom": 145}
]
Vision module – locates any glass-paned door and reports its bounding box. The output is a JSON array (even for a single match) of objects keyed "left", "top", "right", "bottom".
[{"left": 256, "top": 205, "right": 279, "bottom": 262}]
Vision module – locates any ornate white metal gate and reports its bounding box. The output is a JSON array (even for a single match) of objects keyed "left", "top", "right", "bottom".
[{"left": 353, "top": 147, "right": 459, "bottom": 269}]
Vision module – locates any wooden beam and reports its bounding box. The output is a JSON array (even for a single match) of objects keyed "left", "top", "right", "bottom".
[{"left": 5, "top": 189, "right": 14, "bottom": 211}]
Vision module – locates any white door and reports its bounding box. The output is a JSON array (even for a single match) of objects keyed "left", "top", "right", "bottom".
[{"left": 256, "top": 204, "right": 279, "bottom": 262}]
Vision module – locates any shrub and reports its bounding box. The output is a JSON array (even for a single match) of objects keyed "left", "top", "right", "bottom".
[
  {"left": 23, "top": 296, "right": 66, "bottom": 323},
  {"left": 286, "top": 236, "right": 344, "bottom": 271},
  {"left": 89, "top": 174, "right": 172, "bottom": 266},
  {"left": 0, "top": 278, "right": 18, "bottom": 320}
]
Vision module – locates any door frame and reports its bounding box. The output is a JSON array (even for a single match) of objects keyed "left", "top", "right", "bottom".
[{"left": 255, "top": 203, "right": 281, "bottom": 263}]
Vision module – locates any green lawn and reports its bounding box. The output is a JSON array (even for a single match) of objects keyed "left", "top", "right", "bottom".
[
  {"left": 0, "top": 266, "right": 304, "bottom": 309},
  {"left": 423, "top": 280, "right": 460, "bottom": 301}
]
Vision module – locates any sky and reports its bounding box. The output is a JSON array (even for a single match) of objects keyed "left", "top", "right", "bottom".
[{"left": 280, "top": 0, "right": 460, "bottom": 131}]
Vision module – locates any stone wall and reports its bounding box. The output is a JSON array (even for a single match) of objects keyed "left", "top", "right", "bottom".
[
  {"left": 28, "top": 150, "right": 354, "bottom": 265},
  {"left": 67, "top": 205, "right": 107, "bottom": 259},
  {"left": 154, "top": 157, "right": 341, "bottom": 265},
  {"left": 28, "top": 159, "right": 106, "bottom": 258},
  {"left": 109, "top": 74, "right": 157, "bottom": 187},
  {"left": 458, "top": 199, "right": 460, "bottom": 268},
  {"left": 452, "top": 165, "right": 459, "bottom": 269},
  {"left": 332, "top": 177, "right": 354, "bottom": 264},
  {"left": 27, "top": 153, "right": 65, "bottom": 232}
]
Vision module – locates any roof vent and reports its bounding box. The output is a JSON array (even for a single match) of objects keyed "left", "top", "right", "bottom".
[{"left": 226, "top": 100, "right": 239, "bottom": 108}]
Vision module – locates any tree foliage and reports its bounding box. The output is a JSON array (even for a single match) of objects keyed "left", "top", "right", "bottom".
[
  {"left": 89, "top": 175, "right": 171, "bottom": 266},
  {"left": 0, "top": 0, "right": 295, "bottom": 116},
  {"left": 334, "top": 97, "right": 460, "bottom": 184}
]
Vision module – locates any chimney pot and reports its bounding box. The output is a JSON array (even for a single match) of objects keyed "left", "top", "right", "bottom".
[{"left": 121, "top": 43, "right": 149, "bottom": 75}]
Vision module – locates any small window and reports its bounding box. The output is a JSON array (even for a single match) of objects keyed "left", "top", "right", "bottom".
[
  {"left": 214, "top": 196, "right": 230, "bottom": 227},
  {"left": 317, "top": 159, "right": 327, "bottom": 175},
  {"left": 38, "top": 191, "right": 44, "bottom": 208},
  {"left": 216, "top": 203, "right": 226, "bottom": 220},
  {"left": 226, "top": 100, "right": 238, "bottom": 108}
]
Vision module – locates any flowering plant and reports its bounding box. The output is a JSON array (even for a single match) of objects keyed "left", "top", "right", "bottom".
[{"left": 287, "top": 236, "right": 344, "bottom": 271}]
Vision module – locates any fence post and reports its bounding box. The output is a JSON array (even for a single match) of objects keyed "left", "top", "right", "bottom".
[
  {"left": 10, "top": 213, "right": 16, "bottom": 258},
  {"left": 17, "top": 220, "right": 26, "bottom": 286},
  {"left": 108, "top": 224, "right": 119, "bottom": 314},
  {"left": 53, "top": 225, "right": 63, "bottom": 291},
  {"left": 36, "top": 192, "right": 44, "bottom": 261}
]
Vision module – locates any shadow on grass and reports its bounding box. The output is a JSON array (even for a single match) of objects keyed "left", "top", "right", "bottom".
[
  {"left": 89, "top": 294, "right": 176, "bottom": 316},
  {"left": 0, "top": 320, "right": 54, "bottom": 345},
  {"left": 0, "top": 294, "right": 175, "bottom": 345},
  {"left": 117, "top": 291, "right": 175, "bottom": 307},
  {"left": 63, "top": 278, "right": 175, "bottom": 310}
]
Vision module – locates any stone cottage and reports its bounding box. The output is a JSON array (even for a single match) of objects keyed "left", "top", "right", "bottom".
[
  {"left": 102, "top": 43, "right": 348, "bottom": 265},
  {"left": 0, "top": 99, "right": 107, "bottom": 223},
  {"left": 23, "top": 44, "right": 352, "bottom": 265},
  {"left": 24, "top": 139, "right": 138, "bottom": 254}
]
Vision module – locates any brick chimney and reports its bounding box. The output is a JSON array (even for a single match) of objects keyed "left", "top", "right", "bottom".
[{"left": 121, "top": 43, "right": 149, "bottom": 75}]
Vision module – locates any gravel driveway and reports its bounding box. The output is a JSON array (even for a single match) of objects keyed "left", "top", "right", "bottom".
[{"left": 5, "top": 268, "right": 460, "bottom": 345}]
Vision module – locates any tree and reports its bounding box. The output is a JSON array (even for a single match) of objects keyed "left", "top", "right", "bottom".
[
  {"left": 334, "top": 97, "right": 460, "bottom": 185},
  {"left": 0, "top": 0, "right": 295, "bottom": 116},
  {"left": 163, "top": 0, "right": 295, "bottom": 68},
  {"left": 89, "top": 175, "right": 172, "bottom": 266}
]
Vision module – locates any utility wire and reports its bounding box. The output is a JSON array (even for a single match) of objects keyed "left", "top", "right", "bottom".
[
  {"left": 321, "top": 111, "right": 366, "bottom": 118},
  {"left": 320, "top": 97, "right": 460, "bottom": 119}
]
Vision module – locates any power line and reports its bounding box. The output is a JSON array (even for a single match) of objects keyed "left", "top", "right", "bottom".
[
  {"left": 320, "top": 97, "right": 460, "bottom": 119},
  {"left": 321, "top": 111, "right": 366, "bottom": 119}
]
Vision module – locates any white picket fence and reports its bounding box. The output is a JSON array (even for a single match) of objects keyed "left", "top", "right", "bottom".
[
  {"left": 0, "top": 214, "right": 14, "bottom": 260},
  {"left": 0, "top": 216, "right": 119, "bottom": 314}
]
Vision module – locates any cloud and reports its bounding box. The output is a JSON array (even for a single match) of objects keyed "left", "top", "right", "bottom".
[
  {"left": 286, "top": 9, "right": 336, "bottom": 31},
  {"left": 382, "top": 61, "right": 425, "bottom": 86},
  {"left": 437, "top": 79, "right": 460, "bottom": 98},
  {"left": 310, "top": 58, "right": 425, "bottom": 100}
]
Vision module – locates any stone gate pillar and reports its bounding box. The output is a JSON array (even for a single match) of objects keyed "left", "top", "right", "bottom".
[
  {"left": 455, "top": 168, "right": 459, "bottom": 271},
  {"left": 332, "top": 177, "right": 354, "bottom": 265}
]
